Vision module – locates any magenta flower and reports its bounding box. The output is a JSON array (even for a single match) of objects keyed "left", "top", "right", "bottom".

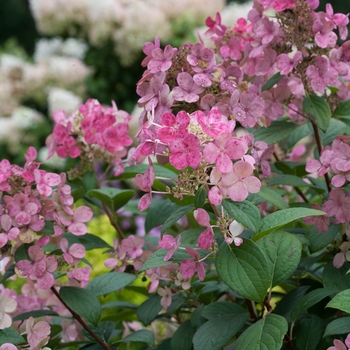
[
  {"left": 159, "top": 234, "right": 181, "bottom": 261},
  {"left": 6, "top": 193, "right": 39, "bottom": 227},
  {"left": 135, "top": 157, "right": 155, "bottom": 211},
  {"left": 203, "top": 133, "right": 247, "bottom": 173},
  {"left": 325, "top": 3, "right": 349, "bottom": 40},
  {"left": 16, "top": 246, "right": 58, "bottom": 289},
  {"left": 148, "top": 45, "right": 177, "bottom": 73},
  {"left": 194, "top": 209, "right": 214, "bottom": 249},
  {"left": 322, "top": 189, "right": 350, "bottom": 223},
  {"left": 196, "top": 108, "right": 235, "bottom": 138},
  {"left": 157, "top": 111, "right": 190, "bottom": 143},
  {"left": 34, "top": 169, "right": 61, "bottom": 196},
  {"left": 172, "top": 72, "right": 206, "bottom": 103},
  {"left": 313, "top": 18, "right": 337, "bottom": 48},
  {"left": 60, "top": 238, "right": 85, "bottom": 265},
  {"left": 179, "top": 247, "right": 206, "bottom": 281},
  {"left": 205, "top": 12, "right": 227, "bottom": 37},
  {"left": 169, "top": 133, "right": 202, "bottom": 170},
  {"left": 0, "top": 159, "right": 11, "bottom": 191},
  {"left": 276, "top": 51, "right": 302, "bottom": 75}
]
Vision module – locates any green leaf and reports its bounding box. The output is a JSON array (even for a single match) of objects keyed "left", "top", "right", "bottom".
[
  {"left": 222, "top": 199, "right": 261, "bottom": 233},
  {"left": 201, "top": 302, "right": 247, "bottom": 320},
  {"left": 86, "top": 188, "right": 135, "bottom": 212},
  {"left": 0, "top": 328, "right": 25, "bottom": 345},
  {"left": 326, "top": 289, "right": 350, "bottom": 313},
  {"left": 268, "top": 174, "right": 314, "bottom": 188},
  {"left": 194, "top": 186, "right": 207, "bottom": 209},
  {"left": 118, "top": 329, "right": 155, "bottom": 346},
  {"left": 101, "top": 301, "right": 138, "bottom": 309},
  {"left": 171, "top": 320, "right": 195, "bottom": 350},
  {"left": 323, "top": 261, "right": 350, "bottom": 291},
  {"left": 215, "top": 240, "right": 271, "bottom": 302},
  {"left": 136, "top": 294, "right": 163, "bottom": 326},
  {"left": 234, "top": 314, "right": 288, "bottom": 350},
  {"left": 82, "top": 171, "right": 98, "bottom": 191},
  {"left": 262, "top": 72, "right": 283, "bottom": 91},
  {"left": 0, "top": 264, "right": 15, "bottom": 283},
  {"left": 333, "top": 99, "right": 350, "bottom": 120},
  {"left": 288, "top": 123, "right": 313, "bottom": 149},
  {"left": 161, "top": 204, "right": 194, "bottom": 233},
  {"left": 59, "top": 286, "right": 101, "bottom": 326},
  {"left": 40, "top": 220, "right": 55, "bottom": 235},
  {"left": 145, "top": 199, "right": 180, "bottom": 232},
  {"left": 86, "top": 272, "right": 136, "bottom": 296},
  {"left": 12, "top": 309, "right": 59, "bottom": 321},
  {"left": 118, "top": 164, "right": 178, "bottom": 179},
  {"left": 251, "top": 120, "right": 299, "bottom": 145},
  {"left": 303, "top": 94, "right": 331, "bottom": 132},
  {"left": 256, "top": 187, "right": 289, "bottom": 209},
  {"left": 254, "top": 207, "right": 325, "bottom": 240},
  {"left": 256, "top": 230, "right": 302, "bottom": 287},
  {"left": 62, "top": 233, "right": 112, "bottom": 250},
  {"left": 139, "top": 248, "right": 208, "bottom": 272},
  {"left": 193, "top": 314, "right": 248, "bottom": 350},
  {"left": 324, "top": 316, "right": 350, "bottom": 337},
  {"left": 295, "top": 315, "right": 323, "bottom": 350},
  {"left": 309, "top": 224, "right": 339, "bottom": 253},
  {"left": 14, "top": 243, "right": 31, "bottom": 262},
  {"left": 320, "top": 118, "right": 347, "bottom": 146},
  {"left": 291, "top": 288, "right": 337, "bottom": 322}
]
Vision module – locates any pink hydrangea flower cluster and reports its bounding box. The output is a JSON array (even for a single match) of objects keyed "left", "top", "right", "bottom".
[
  {"left": 46, "top": 99, "right": 133, "bottom": 177},
  {"left": 0, "top": 147, "right": 92, "bottom": 290}
]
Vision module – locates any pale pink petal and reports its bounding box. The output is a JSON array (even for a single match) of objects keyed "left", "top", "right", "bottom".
[
  {"left": 180, "top": 259, "right": 196, "bottom": 279},
  {"left": 194, "top": 208, "right": 210, "bottom": 227},
  {"left": 73, "top": 206, "right": 93, "bottom": 223}
]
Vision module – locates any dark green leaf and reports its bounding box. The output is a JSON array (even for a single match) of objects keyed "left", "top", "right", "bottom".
[
  {"left": 0, "top": 264, "right": 15, "bottom": 283},
  {"left": 82, "top": 171, "right": 98, "bottom": 191},
  {"left": 62, "top": 233, "right": 112, "bottom": 250},
  {"left": 118, "top": 329, "right": 155, "bottom": 346},
  {"left": 291, "top": 288, "right": 337, "bottom": 322},
  {"left": 201, "top": 302, "right": 247, "bottom": 320},
  {"left": 254, "top": 207, "right": 325, "bottom": 240},
  {"left": 333, "top": 99, "right": 350, "bottom": 120},
  {"left": 262, "top": 72, "right": 283, "bottom": 91},
  {"left": 118, "top": 164, "right": 178, "bottom": 179},
  {"left": 171, "top": 320, "right": 195, "bottom": 350},
  {"left": 194, "top": 186, "right": 207, "bottom": 209},
  {"left": 86, "top": 188, "right": 135, "bottom": 212},
  {"left": 268, "top": 174, "right": 314, "bottom": 188},
  {"left": 59, "top": 286, "right": 101, "bottom": 326},
  {"left": 320, "top": 118, "right": 347, "bottom": 146},
  {"left": 14, "top": 243, "right": 31, "bottom": 262},
  {"left": 323, "top": 261, "right": 350, "bottom": 291},
  {"left": 101, "top": 301, "right": 138, "bottom": 309},
  {"left": 324, "top": 317, "right": 350, "bottom": 337},
  {"left": 234, "top": 314, "right": 288, "bottom": 350},
  {"left": 215, "top": 240, "right": 271, "bottom": 302},
  {"left": 12, "top": 309, "right": 59, "bottom": 321},
  {"left": 326, "top": 289, "right": 350, "bottom": 313},
  {"left": 87, "top": 272, "right": 136, "bottom": 296},
  {"left": 251, "top": 121, "right": 299, "bottom": 145},
  {"left": 303, "top": 94, "right": 331, "bottom": 132},
  {"left": 256, "top": 187, "right": 289, "bottom": 209},
  {"left": 40, "top": 220, "right": 55, "bottom": 235},
  {"left": 193, "top": 314, "right": 248, "bottom": 350},
  {"left": 136, "top": 294, "right": 162, "bottom": 326},
  {"left": 288, "top": 123, "right": 313, "bottom": 149},
  {"left": 145, "top": 199, "right": 180, "bottom": 232},
  {"left": 295, "top": 315, "right": 323, "bottom": 350},
  {"left": 309, "top": 224, "right": 339, "bottom": 253},
  {"left": 0, "top": 328, "right": 25, "bottom": 345},
  {"left": 256, "top": 230, "right": 302, "bottom": 287},
  {"left": 222, "top": 199, "right": 261, "bottom": 233},
  {"left": 161, "top": 204, "right": 194, "bottom": 233}
]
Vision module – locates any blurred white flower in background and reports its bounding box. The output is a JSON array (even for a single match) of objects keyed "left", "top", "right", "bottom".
[{"left": 47, "top": 87, "right": 82, "bottom": 117}]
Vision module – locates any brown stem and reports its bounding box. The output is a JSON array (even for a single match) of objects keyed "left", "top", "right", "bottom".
[
  {"left": 310, "top": 121, "right": 331, "bottom": 193},
  {"left": 284, "top": 333, "right": 296, "bottom": 350},
  {"left": 263, "top": 299, "right": 273, "bottom": 313},
  {"left": 51, "top": 286, "right": 112, "bottom": 350},
  {"left": 245, "top": 299, "right": 258, "bottom": 321},
  {"left": 102, "top": 202, "right": 125, "bottom": 239}
]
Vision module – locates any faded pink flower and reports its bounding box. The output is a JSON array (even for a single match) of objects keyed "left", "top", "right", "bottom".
[
  {"left": 322, "top": 189, "right": 350, "bottom": 223},
  {"left": 159, "top": 234, "right": 181, "bottom": 261},
  {"left": 135, "top": 157, "right": 155, "bottom": 211},
  {"left": 158, "top": 286, "right": 172, "bottom": 310},
  {"left": 172, "top": 72, "right": 206, "bottom": 103},
  {"left": 26, "top": 316, "right": 51, "bottom": 349},
  {"left": 180, "top": 247, "right": 206, "bottom": 281},
  {"left": 60, "top": 238, "right": 85, "bottom": 265},
  {"left": 194, "top": 209, "right": 214, "bottom": 249},
  {"left": 0, "top": 290, "right": 17, "bottom": 329}
]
